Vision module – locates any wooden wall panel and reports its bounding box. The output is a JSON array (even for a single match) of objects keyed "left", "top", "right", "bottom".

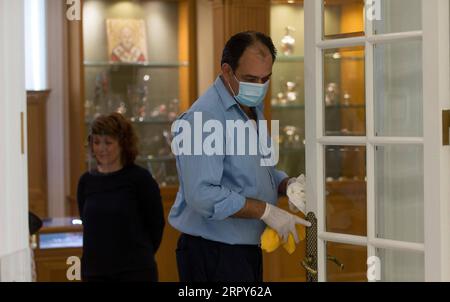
[
  {"left": 155, "top": 192, "right": 180, "bottom": 281},
  {"left": 213, "top": 0, "right": 271, "bottom": 74},
  {"left": 27, "top": 91, "right": 50, "bottom": 219},
  {"left": 179, "top": 0, "right": 198, "bottom": 113},
  {"left": 34, "top": 247, "right": 82, "bottom": 282},
  {"left": 67, "top": 6, "right": 86, "bottom": 217}
]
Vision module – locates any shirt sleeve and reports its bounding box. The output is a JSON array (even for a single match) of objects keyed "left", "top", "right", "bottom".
[
  {"left": 272, "top": 168, "right": 289, "bottom": 190},
  {"left": 174, "top": 111, "right": 246, "bottom": 221}
]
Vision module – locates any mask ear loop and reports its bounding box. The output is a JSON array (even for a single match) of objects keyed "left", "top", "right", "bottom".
[
  {"left": 227, "top": 80, "right": 238, "bottom": 98},
  {"left": 226, "top": 71, "right": 240, "bottom": 98}
]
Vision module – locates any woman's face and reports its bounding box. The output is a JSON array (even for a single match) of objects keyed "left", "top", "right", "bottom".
[{"left": 92, "top": 135, "right": 122, "bottom": 167}]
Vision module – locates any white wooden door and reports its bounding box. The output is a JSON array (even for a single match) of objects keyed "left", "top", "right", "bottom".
[
  {"left": 0, "top": 0, "right": 31, "bottom": 282},
  {"left": 304, "top": 0, "right": 450, "bottom": 282}
]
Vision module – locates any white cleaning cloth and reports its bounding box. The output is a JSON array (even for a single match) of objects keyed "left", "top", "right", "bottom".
[{"left": 287, "top": 174, "right": 306, "bottom": 215}]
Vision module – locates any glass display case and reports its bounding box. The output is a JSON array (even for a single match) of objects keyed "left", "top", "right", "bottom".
[
  {"left": 36, "top": 217, "right": 83, "bottom": 249},
  {"left": 82, "top": 0, "right": 196, "bottom": 187},
  {"left": 270, "top": 0, "right": 306, "bottom": 178},
  {"left": 33, "top": 217, "right": 83, "bottom": 282}
]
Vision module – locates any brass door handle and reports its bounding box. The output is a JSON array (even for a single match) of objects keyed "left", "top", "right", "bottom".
[
  {"left": 327, "top": 255, "right": 344, "bottom": 271},
  {"left": 301, "top": 255, "right": 344, "bottom": 276},
  {"left": 301, "top": 256, "right": 318, "bottom": 276}
]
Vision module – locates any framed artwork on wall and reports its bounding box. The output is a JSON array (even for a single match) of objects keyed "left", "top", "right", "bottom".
[{"left": 106, "top": 19, "right": 148, "bottom": 63}]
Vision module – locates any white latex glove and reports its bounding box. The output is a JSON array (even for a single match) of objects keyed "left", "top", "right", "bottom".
[
  {"left": 287, "top": 174, "right": 306, "bottom": 215},
  {"left": 261, "top": 203, "right": 311, "bottom": 243}
]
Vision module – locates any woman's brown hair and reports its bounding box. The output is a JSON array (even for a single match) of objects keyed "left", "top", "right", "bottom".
[{"left": 88, "top": 113, "right": 139, "bottom": 166}]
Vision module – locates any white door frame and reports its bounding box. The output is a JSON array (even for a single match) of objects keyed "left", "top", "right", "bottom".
[
  {"left": 423, "top": 0, "right": 450, "bottom": 282},
  {"left": 304, "top": 0, "right": 450, "bottom": 281}
]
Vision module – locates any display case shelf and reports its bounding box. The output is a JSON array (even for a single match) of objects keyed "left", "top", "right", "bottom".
[
  {"left": 85, "top": 117, "right": 175, "bottom": 125},
  {"left": 39, "top": 232, "right": 83, "bottom": 250},
  {"left": 136, "top": 155, "right": 176, "bottom": 163},
  {"left": 85, "top": 155, "right": 175, "bottom": 164},
  {"left": 271, "top": 104, "right": 365, "bottom": 110},
  {"left": 325, "top": 104, "right": 365, "bottom": 109},
  {"left": 279, "top": 146, "right": 305, "bottom": 154},
  {"left": 272, "top": 104, "right": 304, "bottom": 109},
  {"left": 325, "top": 131, "right": 366, "bottom": 137},
  {"left": 84, "top": 61, "right": 189, "bottom": 68},
  {"left": 130, "top": 118, "right": 176, "bottom": 124},
  {"left": 277, "top": 55, "right": 304, "bottom": 62}
]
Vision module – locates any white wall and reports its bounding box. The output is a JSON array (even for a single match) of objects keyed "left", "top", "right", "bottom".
[
  {"left": 24, "top": 0, "right": 48, "bottom": 91},
  {"left": 0, "top": 0, "right": 31, "bottom": 281}
]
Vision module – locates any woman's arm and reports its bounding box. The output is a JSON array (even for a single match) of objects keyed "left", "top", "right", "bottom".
[
  {"left": 76, "top": 175, "right": 86, "bottom": 219},
  {"left": 138, "top": 171, "right": 165, "bottom": 253}
]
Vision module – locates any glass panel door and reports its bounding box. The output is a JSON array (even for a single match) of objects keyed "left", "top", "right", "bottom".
[
  {"left": 371, "top": 0, "right": 424, "bottom": 282},
  {"left": 305, "top": 0, "right": 427, "bottom": 282}
]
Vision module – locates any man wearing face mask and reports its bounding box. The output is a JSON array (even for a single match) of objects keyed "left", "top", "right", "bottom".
[{"left": 169, "top": 31, "right": 311, "bottom": 282}]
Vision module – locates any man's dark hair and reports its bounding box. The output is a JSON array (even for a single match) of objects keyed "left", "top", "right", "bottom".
[{"left": 221, "top": 31, "right": 277, "bottom": 71}]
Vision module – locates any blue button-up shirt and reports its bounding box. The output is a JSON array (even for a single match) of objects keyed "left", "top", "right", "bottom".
[{"left": 168, "top": 76, "right": 288, "bottom": 245}]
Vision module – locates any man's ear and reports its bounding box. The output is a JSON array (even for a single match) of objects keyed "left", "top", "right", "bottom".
[{"left": 221, "top": 63, "right": 232, "bottom": 82}]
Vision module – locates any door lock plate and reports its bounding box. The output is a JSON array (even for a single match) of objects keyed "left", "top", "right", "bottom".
[
  {"left": 304, "top": 212, "right": 318, "bottom": 282},
  {"left": 443, "top": 110, "right": 450, "bottom": 146}
]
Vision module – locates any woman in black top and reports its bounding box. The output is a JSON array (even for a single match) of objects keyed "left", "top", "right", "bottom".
[{"left": 77, "top": 113, "right": 165, "bottom": 282}]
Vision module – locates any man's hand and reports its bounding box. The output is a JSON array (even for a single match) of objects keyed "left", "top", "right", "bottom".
[{"left": 260, "top": 203, "right": 311, "bottom": 243}]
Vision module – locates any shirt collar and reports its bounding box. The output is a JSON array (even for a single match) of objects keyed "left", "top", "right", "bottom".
[{"left": 214, "top": 75, "right": 239, "bottom": 111}]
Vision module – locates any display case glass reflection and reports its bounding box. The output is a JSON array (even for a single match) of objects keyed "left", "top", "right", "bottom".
[
  {"left": 270, "top": 1, "right": 305, "bottom": 178},
  {"left": 38, "top": 218, "right": 83, "bottom": 250},
  {"left": 323, "top": 0, "right": 365, "bottom": 40},
  {"left": 323, "top": 47, "right": 366, "bottom": 137}
]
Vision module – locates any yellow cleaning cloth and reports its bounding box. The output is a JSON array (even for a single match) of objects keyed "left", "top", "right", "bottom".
[{"left": 261, "top": 224, "right": 306, "bottom": 254}]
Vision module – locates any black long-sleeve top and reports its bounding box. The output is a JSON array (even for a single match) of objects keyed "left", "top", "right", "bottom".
[{"left": 77, "top": 164, "right": 165, "bottom": 277}]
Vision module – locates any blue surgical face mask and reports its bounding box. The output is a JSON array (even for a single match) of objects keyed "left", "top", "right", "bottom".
[{"left": 229, "top": 74, "right": 270, "bottom": 107}]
